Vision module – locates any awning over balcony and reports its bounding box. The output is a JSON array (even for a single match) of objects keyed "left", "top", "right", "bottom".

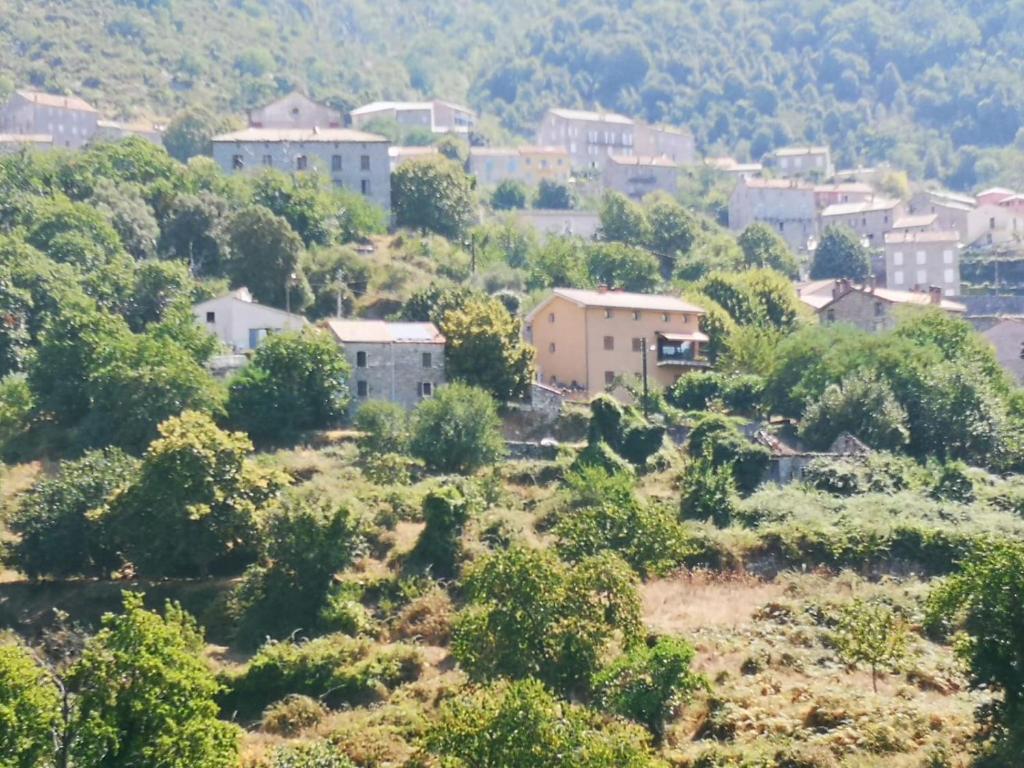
[{"left": 656, "top": 331, "right": 710, "bottom": 343}]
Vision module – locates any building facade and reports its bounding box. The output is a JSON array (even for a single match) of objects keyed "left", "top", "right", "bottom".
[
  {"left": 763, "top": 146, "right": 834, "bottom": 178},
  {"left": 812, "top": 280, "right": 966, "bottom": 333},
  {"left": 728, "top": 177, "right": 818, "bottom": 253},
  {"left": 192, "top": 288, "right": 308, "bottom": 352},
  {"left": 350, "top": 100, "right": 475, "bottom": 134},
  {"left": 819, "top": 198, "right": 904, "bottom": 247},
  {"left": 525, "top": 288, "right": 708, "bottom": 394},
  {"left": 468, "top": 146, "right": 571, "bottom": 188},
  {"left": 884, "top": 230, "right": 962, "bottom": 296},
  {"left": 602, "top": 155, "right": 680, "bottom": 200},
  {"left": 633, "top": 124, "right": 695, "bottom": 165},
  {"left": 211, "top": 127, "right": 391, "bottom": 212},
  {"left": 813, "top": 182, "right": 875, "bottom": 210},
  {"left": 0, "top": 90, "right": 98, "bottom": 149},
  {"left": 535, "top": 108, "right": 635, "bottom": 170},
  {"left": 324, "top": 320, "right": 446, "bottom": 411},
  {"left": 248, "top": 92, "right": 342, "bottom": 129}
]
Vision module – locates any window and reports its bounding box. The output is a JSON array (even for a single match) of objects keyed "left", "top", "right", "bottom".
[
  {"left": 893, "top": 269, "right": 904, "bottom": 285},
  {"left": 548, "top": 312, "right": 555, "bottom": 323},
  {"left": 549, "top": 342, "right": 556, "bottom": 353},
  {"left": 825, "top": 309, "right": 835, "bottom": 323},
  {"left": 631, "top": 338, "right": 642, "bottom": 352},
  {"left": 893, "top": 251, "right": 903, "bottom": 266},
  {"left": 356, "top": 351, "right": 367, "bottom": 368},
  {"left": 991, "top": 217, "right": 997, "bottom": 229},
  {"left": 943, "top": 249, "right": 954, "bottom": 264},
  {"left": 422, "top": 352, "right": 432, "bottom": 368},
  {"left": 604, "top": 370, "right": 615, "bottom": 386},
  {"left": 205, "top": 311, "right": 215, "bottom": 323},
  {"left": 604, "top": 309, "right": 613, "bottom": 319},
  {"left": 360, "top": 155, "right": 370, "bottom": 171},
  {"left": 356, "top": 380, "right": 368, "bottom": 398},
  {"left": 916, "top": 269, "right": 927, "bottom": 284},
  {"left": 632, "top": 310, "right": 640, "bottom": 320},
  {"left": 420, "top": 382, "right": 433, "bottom": 397},
  {"left": 874, "top": 301, "right": 884, "bottom": 317},
  {"left": 232, "top": 154, "right": 244, "bottom": 169},
  {"left": 916, "top": 250, "right": 926, "bottom": 265},
  {"left": 603, "top": 336, "right": 614, "bottom": 351},
  {"left": 944, "top": 268, "right": 955, "bottom": 284},
  {"left": 296, "top": 155, "right": 308, "bottom": 170},
  {"left": 262, "top": 154, "right": 273, "bottom": 167},
  {"left": 331, "top": 154, "right": 342, "bottom": 171},
  {"left": 662, "top": 313, "right": 669, "bottom": 322},
  {"left": 361, "top": 179, "right": 371, "bottom": 195}
]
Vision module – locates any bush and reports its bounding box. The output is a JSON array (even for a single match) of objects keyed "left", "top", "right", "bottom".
[
  {"left": 261, "top": 694, "right": 327, "bottom": 736},
  {"left": 667, "top": 372, "right": 765, "bottom": 415},
  {"left": 803, "top": 458, "right": 863, "bottom": 496},
  {"left": 271, "top": 741, "right": 356, "bottom": 768},
  {"left": 219, "top": 634, "right": 423, "bottom": 721},
  {"left": 354, "top": 400, "right": 409, "bottom": 457},
  {"left": 587, "top": 394, "right": 665, "bottom": 468},
  {"left": 799, "top": 371, "right": 909, "bottom": 451},
  {"left": 0, "top": 643, "right": 61, "bottom": 768},
  {"left": 687, "top": 413, "right": 769, "bottom": 494},
  {"left": 6, "top": 447, "right": 138, "bottom": 579},
  {"left": 227, "top": 330, "right": 350, "bottom": 442},
  {"left": 491, "top": 179, "right": 528, "bottom": 210},
  {"left": 405, "top": 486, "right": 471, "bottom": 578},
  {"left": 409, "top": 383, "right": 506, "bottom": 474},
  {"left": 930, "top": 461, "right": 975, "bottom": 503},
  {"left": 679, "top": 456, "right": 738, "bottom": 527}
]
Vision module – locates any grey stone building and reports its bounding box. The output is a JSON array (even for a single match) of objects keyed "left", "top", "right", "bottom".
[
  {"left": 324, "top": 320, "right": 446, "bottom": 412},
  {"left": 602, "top": 155, "right": 680, "bottom": 200},
  {"left": 211, "top": 127, "right": 391, "bottom": 212},
  {"left": 728, "top": 177, "right": 818, "bottom": 254},
  {"left": 248, "top": 92, "right": 342, "bottom": 130},
  {"left": 0, "top": 90, "right": 98, "bottom": 149},
  {"left": 810, "top": 279, "right": 966, "bottom": 333}
]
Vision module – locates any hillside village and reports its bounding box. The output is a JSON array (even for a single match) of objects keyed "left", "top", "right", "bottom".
[{"left": 1, "top": 77, "right": 1024, "bottom": 768}]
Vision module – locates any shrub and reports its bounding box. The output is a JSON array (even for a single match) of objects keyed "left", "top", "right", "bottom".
[
  {"left": 219, "top": 634, "right": 423, "bottom": 721},
  {"left": 354, "top": 400, "right": 409, "bottom": 457},
  {"left": 405, "top": 486, "right": 471, "bottom": 578},
  {"left": 409, "top": 383, "right": 506, "bottom": 474},
  {"left": 6, "top": 447, "right": 138, "bottom": 579},
  {"left": 679, "top": 456, "right": 738, "bottom": 527},
  {"left": 271, "top": 741, "right": 356, "bottom": 768},
  {"left": 0, "top": 643, "right": 61, "bottom": 768},
  {"left": 667, "top": 372, "right": 765, "bottom": 416},
  {"left": 803, "top": 458, "right": 863, "bottom": 496},
  {"left": 587, "top": 394, "right": 665, "bottom": 468},
  {"left": 930, "top": 461, "right": 975, "bottom": 503},
  {"left": 391, "top": 587, "right": 454, "bottom": 645},
  {"left": 261, "top": 694, "right": 327, "bottom": 736},
  {"left": 687, "top": 413, "right": 768, "bottom": 494},
  {"left": 593, "top": 636, "right": 706, "bottom": 744},
  {"left": 451, "top": 546, "right": 642, "bottom": 696},
  {"left": 833, "top": 599, "right": 910, "bottom": 693},
  {"left": 799, "top": 371, "right": 909, "bottom": 451}
]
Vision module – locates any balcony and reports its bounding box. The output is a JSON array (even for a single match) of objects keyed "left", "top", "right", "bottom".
[{"left": 655, "top": 331, "right": 711, "bottom": 369}]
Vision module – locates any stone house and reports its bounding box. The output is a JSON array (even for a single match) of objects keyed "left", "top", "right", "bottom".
[
  {"left": 468, "top": 146, "right": 571, "bottom": 188},
  {"left": 324, "top": 320, "right": 446, "bottom": 411},
  {"left": 633, "top": 124, "right": 695, "bottom": 165},
  {"left": 248, "top": 92, "right": 342, "bottom": 130},
  {"left": 819, "top": 198, "right": 904, "bottom": 248},
  {"left": 705, "top": 157, "right": 763, "bottom": 179},
  {"left": 807, "top": 279, "right": 966, "bottom": 333},
  {"left": 192, "top": 288, "right": 308, "bottom": 352},
  {"left": 524, "top": 287, "right": 709, "bottom": 395},
  {"left": 813, "top": 182, "right": 875, "bottom": 210},
  {"left": 0, "top": 134, "right": 54, "bottom": 154},
  {"left": 388, "top": 145, "right": 438, "bottom": 171},
  {"left": 535, "top": 108, "right": 636, "bottom": 170},
  {"left": 602, "top": 155, "right": 680, "bottom": 200},
  {"left": 728, "top": 177, "right": 818, "bottom": 253},
  {"left": 211, "top": 127, "right": 391, "bottom": 212},
  {"left": 890, "top": 213, "right": 939, "bottom": 235},
  {"left": 350, "top": 100, "right": 475, "bottom": 134},
  {"left": 762, "top": 146, "right": 833, "bottom": 179},
  {"left": 884, "top": 230, "right": 962, "bottom": 296},
  {"left": 0, "top": 90, "right": 98, "bottom": 149}
]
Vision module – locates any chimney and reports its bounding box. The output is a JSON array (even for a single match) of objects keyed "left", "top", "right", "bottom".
[
  {"left": 867, "top": 274, "right": 876, "bottom": 293},
  {"left": 929, "top": 285, "right": 943, "bottom": 305},
  {"left": 597, "top": 284, "right": 609, "bottom": 294},
  {"left": 832, "top": 278, "right": 851, "bottom": 300}
]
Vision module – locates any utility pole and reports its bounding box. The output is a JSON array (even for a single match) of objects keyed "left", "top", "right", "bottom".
[
  {"left": 641, "top": 335, "right": 649, "bottom": 419},
  {"left": 335, "top": 268, "right": 345, "bottom": 318},
  {"left": 285, "top": 271, "right": 296, "bottom": 314}
]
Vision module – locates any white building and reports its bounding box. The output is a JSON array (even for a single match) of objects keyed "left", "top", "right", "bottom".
[
  {"left": 883, "top": 230, "right": 962, "bottom": 296},
  {"left": 192, "top": 288, "right": 307, "bottom": 352},
  {"left": 211, "top": 127, "right": 391, "bottom": 212},
  {"left": 350, "top": 100, "right": 475, "bottom": 134},
  {"left": 248, "top": 92, "right": 342, "bottom": 130}
]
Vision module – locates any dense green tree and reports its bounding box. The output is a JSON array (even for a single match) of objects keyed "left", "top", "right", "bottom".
[
  {"left": 157, "top": 191, "right": 230, "bottom": 275},
  {"left": 91, "top": 179, "right": 160, "bottom": 260},
  {"left": 125, "top": 259, "right": 199, "bottom": 331},
  {"left": 163, "top": 106, "right": 227, "bottom": 163},
  {"left": 439, "top": 297, "right": 534, "bottom": 401},
  {"left": 409, "top": 382, "right": 506, "bottom": 474},
  {"left": 490, "top": 179, "right": 528, "bottom": 210},
  {"left": 224, "top": 205, "right": 310, "bottom": 309},
  {"left": 406, "top": 485, "right": 471, "bottom": 578},
  {"left": 6, "top": 448, "right": 139, "bottom": 579},
  {"left": 391, "top": 157, "right": 475, "bottom": 239},
  {"left": 0, "top": 643, "right": 61, "bottom": 768},
  {"left": 834, "top": 599, "right": 909, "bottom": 694},
  {"left": 533, "top": 178, "right": 574, "bottom": 210},
  {"left": 527, "top": 236, "right": 590, "bottom": 289},
  {"left": 678, "top": 455, "right": 738, "bottom": 527},
  {"left": 586, "top": 242, "right": 660, "bottom": 293},
  {"left": 300, "top": 246, "right": 372, "bottom": 320},
  {"left": 799, "top": 371, "right": 910, "bottom": 450},
  {"left": 452, "top": 546, "right": 642, "bottom": 695},
  {"left": 227, "top": 330, "right": 350, "bottom": 441},
  {"left": 250, "top": 170, "right": 339, "bottom": 247},
  {"left": 68, "top": 592, "right": 240, "bottom": 768},
  {"left": 398, "top": 282, "right": 480, "bottom": 324},
  {"left": 645, "top": 194, "right": 697, "bottom": 273},
  {"left": 597, "top": 191, "right": 650, "bottom": 246},
  {"left": 96, "top": 411, "right": 288, "bottom": 577},
  {"left": 426, "top": 679, "right": 662, "bottom": 768},
  {"left": 810, "top": 226, "right": 871, "bottom": 281},
  {"left": 737, "top": 223, "right": 799, "bottom": 278}
]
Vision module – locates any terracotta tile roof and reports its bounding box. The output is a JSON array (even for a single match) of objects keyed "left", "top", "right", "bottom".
[
  {"left": 810, "top": 282, "right": 966, "bottom": 313},
  {"left": 213, "top": 127, "right": 387, "bottom": 143},
  {"left": 547, "top": 108, "right": 633, "bottom": 125},
  {"left": 814, "top": 182, "right": 874, "bottom": 194},
  {"left": 890, "top": 213, "right": 939, "bottom": 230},
  {"left": 15, "top": 90, "right": 96, "bottom": 113},
  {"left": 884, "top": 229, "right": 960, "bottom": 245},
  {"left": 324, "top": 320, "right": 445, "bottom": 344},
  {"left": 820, "top": 198, "right": 901, "bottom": 217},
  {"left": 546, "top": 287, "right": 706, "bottom": 314},
  {"left": 606, "top": 154, "right": 678, "bottom": 168}
]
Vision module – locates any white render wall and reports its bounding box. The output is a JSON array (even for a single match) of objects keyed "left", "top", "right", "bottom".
[{"left": 192, "top": 297, "right": 307, "bottom": 352}]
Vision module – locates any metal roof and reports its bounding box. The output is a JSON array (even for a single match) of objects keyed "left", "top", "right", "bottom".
[{"left": 324, "top": 320, "right": 444, "bottom": 344}]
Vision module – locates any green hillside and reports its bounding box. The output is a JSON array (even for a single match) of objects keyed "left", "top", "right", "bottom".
[{"left": 2, "top": 1, "right": 1024, "bottom": 183}]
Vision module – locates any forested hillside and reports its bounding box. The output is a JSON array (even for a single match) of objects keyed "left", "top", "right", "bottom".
[{"left": 3, "top": 0, "right": 1024, "bottom": 187}]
